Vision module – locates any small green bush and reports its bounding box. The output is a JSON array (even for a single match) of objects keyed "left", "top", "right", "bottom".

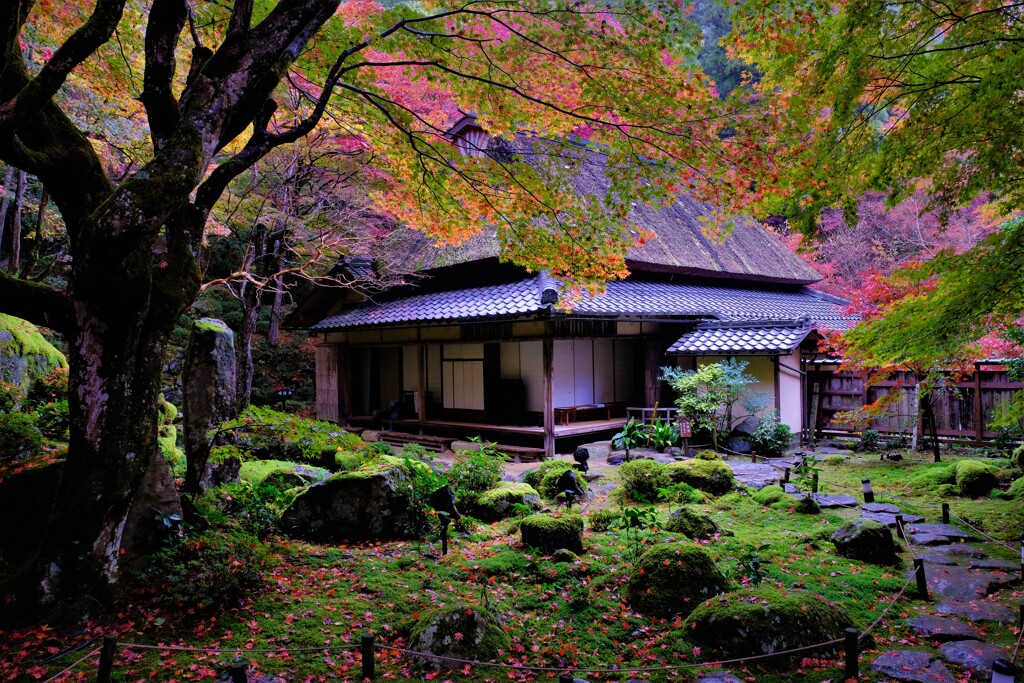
[
  {"left": 858, "top": 429, "right": 881, "bottom": 452},
  {"left": 367, "top": 441, "right": 395, "bottom": 458},
  {"left": 399, "top": 441, "right": 433, "bottom": 461},
  {"left": 666, "top": 459, "right": 734, "bottom": 495},
  {"left": 527, "top": 460, "right": 587, "bottom": 501},
  {"left": 333, "top": 450, "right": 363, "bottom": 472},
  {"left": 793, "top": 496, "right": 821, "bottom": 514},
  {"left": 752, "top": 484, "right": 787, "bottom": 506},
  {"left": 26, "top": 367, "right": 68, "bottom": 408},
  {"left": 149, "top": 528, "right": 275, "bottom": 611},
  {"left": 36, "top": 399, "right": 69, "bottom": 440},
  {"left": 695, "top": 450, "right": 722, "bottom": 461},
  {"left": 618, "top": 459, "right": 670, "bottom": 502},
  {"left": 450, "top": 448, "right": 505, "bottom": 495},
  {"left": 0, "top": 412, "right": 43, "bottom": 460},
  {"left": 749, "top": 411, "right": 793, "bottom": 458},
  {"left": 588, "top": 508, "right": 618, "bottom": 532},
  {"left": 954, "top": 459, "right": 998, "bottom": 497}
]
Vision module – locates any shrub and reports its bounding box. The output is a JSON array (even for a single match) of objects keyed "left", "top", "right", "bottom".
[
  {"left": 954, "top": 459, "right": 998, "bottom": 497},
  {"left": 618, "top": 459, "right": 670, "bottom": 502},
  {"left": 0, "top": 380, "right": 21, "bottom": 413},
  {"left": 149, "top": 528, "right": 275, "bottom": 611},
  {"left": 202, "top": 480, "right": 294, "bottom": 538},
  {"left": 25, "top": 367, "right": 68, "bottom": 408},
  {"left": 527, "top": 460, "right": 588, "bottom": 501},
  {"left": 666, "top": 459, "right": 734, "bottom": 495},
  {"left": 36, "top": 399, "right": 70, "bottom": 440},
  {"left": 367, "top": 441, "right": 395, "bottom": 458},
  {"left": 749, "top": 411, "right": 793, "bottom": 458},
  {"left": 449, "top": 446, "right": 505, "bottom": 496},
  {"left": 858, "top": 428, "right": 881, "bottom": 452},
  {"left": 0, "top": 412, "right": 43, "bottom": 460},
  {"left": 752, "top": 484, "right": 787, "bottom": 506},
  {"left": 399, "top": 441, "right": 433, "bottom": 461},
  {"left": 588, "top": 508, "right": 618, "bottom": 532}
]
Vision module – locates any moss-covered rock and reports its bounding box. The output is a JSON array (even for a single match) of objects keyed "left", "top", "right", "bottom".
[
  {"left": 524, "top": 460, "right": 589, "bottom": 501},
  {"left": 470, "top": 482, "right": 543, "bottom": 522},
  {"left": 408, "top": 603, "right": 511, "bottom": 670},
  {"left": 1012, "top": 444, "right": 1024, "bottom": 470},
  {"left": 694, "top": 450, "right": 723, "bottom": 461},
  {"left": 793, "top": 495, "right": 821, "bottom": 514},
  {"left": 520, "top": 513, "right": 584, "bottom": 553},
  {"left": 618, "top": 459, "right": 670, "bottom": 502},
  {"left": 954, "top": 459, "right": 998, "bottom": 497},
  {"left": 831, "top": 519, "right": 898, "bottom": 565},
  {"left": 625, "top": 542, "right": 729, "bottom": 618},
  {"left": 552, "top": 548, "right": 579, "bottom": 563},
  {"left": 752, "top": 484, "right": 787, "bottom": 506},
  {"left": 665, "top": 459, "right": 734, "bottom": 495},
  {"left": 1006, "top": 476, "right": 1024, "bottom": 499},
  {"left": 0, "top": 314, "right": 67, "bottom": 392},
  {"left": 682, "top": 587, "right": 854, "bottom": 661},
  {"left": 664, "top": 506, "right": 721, "bottom": 540},
  {"left": 333, "top": 450, "right": 363, "bottom": 472},
  {"left": 240, "top": 459, "right": 330, "bottom": 490}
]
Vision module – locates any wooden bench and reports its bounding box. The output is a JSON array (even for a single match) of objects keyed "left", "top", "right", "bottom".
[
  {"left": 378, "top": 431, "right": 454, "bottom": 453},
  {"left": 554, "top": 403, "right": 613, "bottom": 425}
]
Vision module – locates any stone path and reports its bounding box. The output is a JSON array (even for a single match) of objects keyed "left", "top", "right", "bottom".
[{"left": 721, "top": 457, "right": 1023, "bottom": 682}]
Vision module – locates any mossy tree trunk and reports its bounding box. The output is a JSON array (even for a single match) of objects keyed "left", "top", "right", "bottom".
[{"left": 0, "top": 0, "right": 342, "bottom": 614}]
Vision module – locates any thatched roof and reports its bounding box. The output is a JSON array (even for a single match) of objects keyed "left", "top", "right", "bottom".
[{"left": 392, "top": 117, "right": 822, "bottom": 285}]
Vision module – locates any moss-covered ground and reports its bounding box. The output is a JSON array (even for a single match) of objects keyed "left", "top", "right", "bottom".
[{"left": 3, "top": 449, "right": 1022, "bottom": 682}]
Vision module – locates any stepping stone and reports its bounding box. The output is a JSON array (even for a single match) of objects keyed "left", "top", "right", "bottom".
[
  {"left": 905, "top": 615, "right": 981, "bottom": 642},
  {"left": 912, "top": 564, "right": 1018, "bottom": 600},
  {"left": 919, "top": 553, "right": 957, "bottom": 566},
  {"left": 937, "top": 599, "right": 1017, "bottom": 625},
  {"left": 968, "top": 558, "right": 1018, "bottom": 571},
  {"left": 861, "top": 511, "right": 926, "bottom": 526},
  {"left": 863, "top": 502, "right": 901, "bottom": 514},
  {"left": 929, "top": 544, "right": 985, "bottom": 558},
  {"left": 695, "top": 673, "right": 744, "bottom": 683},
  {"left": 910, "top": 533, "right": 951, "bottom": 545},
  {"left": 726, "top": 463, "right": 779, "bottom": 490},
  {"left": 791, "top": 492, "right": 859, "bottom": 508},
  {"left": 906, "top": 523, "right": 976, "bottom": 541},
  {"left": 939, "top": 640, "right": 1011, "bottom": 679},
  {"left": 871, "top": 650, "right": 955, "bottom": 683}
]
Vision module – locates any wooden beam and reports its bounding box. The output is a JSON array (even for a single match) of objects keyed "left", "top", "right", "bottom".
[
  {"left": 974, "top": 362, "right": 983, "bottom": 441},
  {"left": 340, "top": 344, "right": 351, "bottom": 426},
  {"left": 417, "top": 343, "right": 427, "bottom": 424},
  {"left": 543, "top": 331, "right": 555, "bottom": 458}
]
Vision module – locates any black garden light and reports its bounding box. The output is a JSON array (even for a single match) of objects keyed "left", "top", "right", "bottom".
[
  {"left": 428, "top": 485, "right": 460, "bottom": 556},
  {"left": 557, "top": 469, "right": 585, "bottom": 508}
]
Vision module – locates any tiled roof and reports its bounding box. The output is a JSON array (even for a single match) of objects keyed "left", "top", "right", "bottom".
[
  {"left": 668, "top": 322, "right": 813, "bottom": 355},
  {"left": 573, "top": 280, "right": 853, "bottom": 328},
  {"left": 312, "top": 275, "right": 548, "bottom": 330},
  {"left": 311, "top": 276, "right": 854, "bottom": 331}
]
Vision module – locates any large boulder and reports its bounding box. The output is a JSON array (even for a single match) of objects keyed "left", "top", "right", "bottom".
[
  {"left": 520, "top": 513, "right": 584, "bottom": 553},
  {"left": 280, "top": 457, "right": 420, "bottom": 541},
  {"left": 665, "top": 458, "right": 734, "bottom": 495},
  {"left": 626, "top": 542, "right": 729, "bottom": 618},
  {"left": 831, "top": 519, "right": 898, "bottom": 565},
  {"left": 470, "top": 482, "right": 543, "bottom": 522},
  {"left": 0, "top": 314, "right": 67, "bottom": 392},
  {"left": 408, "top": 603, "right": 511, "bottom": 670},
  {"left": 682, "top": 587, "right": 855, "bottom": 661},
  {"left": 240, "top": 459, "right": 331, "bottom": 489},
  {"left": 664, "top": 506, "right": 721, "bottom": 540},
  {"left": 182, "top": 318, "right": 238, "bottom": 492}
]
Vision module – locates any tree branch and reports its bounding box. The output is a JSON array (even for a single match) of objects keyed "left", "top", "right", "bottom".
[
  {"left": 228, "top": 0, "right": 254, "bottom": 37},
  {"left": 141, "top": 0, "right": 187, "bottom": 152},
  {"left": 0, "top": 272, "right": 72, "bottom": 333}
]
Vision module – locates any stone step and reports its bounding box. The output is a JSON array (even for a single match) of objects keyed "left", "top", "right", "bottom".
[
  {"left": 968, "top": 558, "right": 1018, "bottom": 571},
  {"left": 940, "top": 640, "right": 1012, "bottom": 680},
  {"left": 871, "top": 650, "right": 955, "bottom": 683},
  {"left": 936, "top": 599, "right": 1017, "bottom": 625},
  {"left": 906, "top": 523, "right": 976, "bottom": 541},
  {"left": 905, "top": 615, "right": 981, "bottom": 642},
  {"left": 861, "top": 511, "right": 925, "bottom": 526},
  {"left": 911, "top": 564, "right": 1018, "bottom": 600}
]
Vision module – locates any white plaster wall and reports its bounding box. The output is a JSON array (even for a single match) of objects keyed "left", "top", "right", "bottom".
[{"left": 777, "top": 350, "right": 803, "bottom": 432}]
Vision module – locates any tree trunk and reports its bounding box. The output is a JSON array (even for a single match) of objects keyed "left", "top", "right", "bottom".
[
  {"left": 20, "top": 186, "right": 46, "bottom": 277},
  {"left": 236, "top": 283, "right": 260, "bottom": 410},
  {"left": 922, "top": 393, "right": 941, "bottom": 462},
  {"left": 910, "top": 384, "right": 920, "bottom": 451},
  {"left": 6, "top": 169, "right": 25, "bottom": 272},
  {"left": 266, "top": 265, "right": 284, "bottom": 347},
  {"left": 0, "top": 165, "right": 13, "bottom": 258}
]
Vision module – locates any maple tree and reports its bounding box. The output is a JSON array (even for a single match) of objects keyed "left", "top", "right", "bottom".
[{"left": 0, "top": 0, "right": 779, "bottom": 616}]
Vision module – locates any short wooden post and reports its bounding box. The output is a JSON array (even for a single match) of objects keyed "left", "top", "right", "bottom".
[
  {"left": 861, "top": 478, "right": 874, "bottom": 504},
  {"left": 914, "top": 558, "right": 929, "bottom": 601},
  {"left": 750, "top": 452, "right": 757, "bottom": 463},
  {"left": 941, "top": 503, "right": 950, "bottom": 524},
  {"left": 783, "top": 467, "right": 790, "bottom": 484},
  {"left": 895, "top": 515, "right": 905, "bottom": 540},
  {"left": 229, "top": 656, "right": 247, "bottom": 683},
  {"left": 96, "top": 635, "right": 117, "bottom": 683},
  {"left": 811, "top": 471, "right": 819, "bottom": 493},
  {"left": 843, "top": 627, "right": 858, "bottom": 680},
  {"left": 362, "top": 633, "right": 376, "bottom": 680}
]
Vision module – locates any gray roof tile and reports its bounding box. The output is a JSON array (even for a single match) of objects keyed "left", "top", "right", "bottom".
[{"left": 667, "top": 322, "right": 814, "bottom": 355}]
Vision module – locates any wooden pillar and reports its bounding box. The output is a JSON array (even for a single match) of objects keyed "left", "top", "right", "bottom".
[
  {"left": 772, "top": 355, "right": 781, "bottom": 414},
  {"left": 315, "top": 343, "right": 341, "bottom": 423},
  {"left": 340, "top": 344, "right": 352, "bottom": 425},
  {"left": 643, "top": 334, "right": 661, "bottom": 407},
  {"left": 543, "top": 332, "right": 555, "bottom": 457},
  {"left": 974, "top": 362, "right": 983, "bottom": 440},
  {"left": 417, "top": 343, "right": 427, "bottom": 424}
]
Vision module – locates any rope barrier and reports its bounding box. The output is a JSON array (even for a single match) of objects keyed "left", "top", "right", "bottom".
[
  {"left": 949, "top": 514, "right": 1018, "bottom": 553},
  {"left": 117, "top": 641, "right": 362, "bottom": 654},
  {"left": 40, "top": 647, "right": 100, "bottom": 683},
  {"left": 859, "top": 574, "right": 917, "bottom": 639},
  {"left": 35, "top": 635, "right": 101, "bottom": 665},
  {"left": 378, "top": 638, "right": 846, "bottom": 674},
  {"left": 895, "top": 517, "right": 918, "bottom": 561}
]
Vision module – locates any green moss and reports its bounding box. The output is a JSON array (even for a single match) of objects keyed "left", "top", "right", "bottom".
[
  {"left": 157, "top": 394, "right": 178, "bottom": 424},
  {"left": 681, "top": 587, "right": 854, "bottom": 661},
  {"left": 0, "top": 314, "right": 67, "bottom": 389},
  {"left": 193, "top": 318, "right": 230, "bottom": 334},
  {"left": 618, "top": 459, "right": 670, "bottom": 502},
  {"left": 625, "top": 541, "right": 729, "bottom": 618},
  {"left": 525, "top": 460, "right": 588, "bottom": 501},
  {"left": 471, "top": 482, "right": 542, "bottom": 522},
  {"left": 694, "top": 450, "right": 722, "bottom": 461},
  {"left": 665, "top": 459, "right": 734, "bottom": 495},
  {"left": 664, "top": 506, "right": 721, "bottom": 540},
  {"left": 240, "top": 459, "right": 329, "bottom": 486},
  {"left": 793, "top": 495, "right": 821, "bottom": 514},
  {"left": 1006, "top": 476, "right": 1024, "bottom": 499},
  {"left": 1012, "top": 444, "right": 1024, "bottom": 470},
  {"left": 752, "top": 484, "right": 787, "bottom": 506},
  {"left": 478, "top": 549, "right": 532, "bottom": 576},
  {"left": 408, "top": 603, "right": 511, "bottom": 669},
  {"left": 954, "top": 459, "right": 998, "bottom": 497},
  {"left": 158, "top": 424, "right": 185, "bottom": 476},
  {"left": 520, "top": 513, "right": 584, "bottom": 553},
  {"left": 333, "top": 450, "right": 363, "bottom": 472},
  {"left": 588, "top": 507, "right": 618, "bottom": 532}
]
